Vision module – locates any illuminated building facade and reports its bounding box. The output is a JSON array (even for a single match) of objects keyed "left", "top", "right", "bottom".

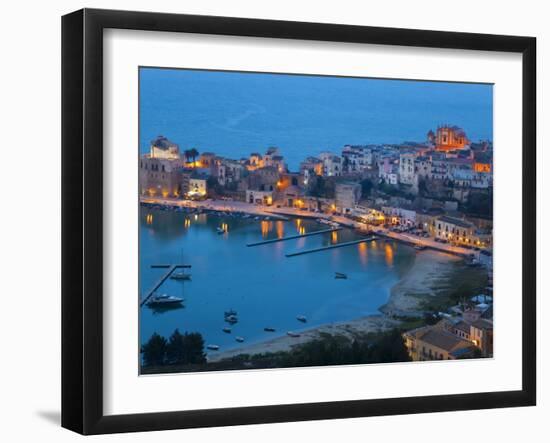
[{"left": 434, "top": 125, "right": 469, "bottom": 152}]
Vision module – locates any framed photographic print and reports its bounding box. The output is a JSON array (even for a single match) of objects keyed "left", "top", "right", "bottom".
[{"left": 62, "top": 8, "right": 536, "bottom": 434}]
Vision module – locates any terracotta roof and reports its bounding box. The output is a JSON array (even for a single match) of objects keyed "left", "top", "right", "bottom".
[
  {"left": 472, "top": 319, "right": 493, "bottom": 330},
  {"left": 419, "top": 329, "right": 469, "bottom": 352}
]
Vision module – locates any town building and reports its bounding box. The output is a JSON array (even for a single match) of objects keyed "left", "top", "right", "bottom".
[
  {"left": 319, "top": 152, "right": 343, "bottom": 177},
  {"left": 187, "top": 173, "right": 208, "bottom": 198},
  {"left": 149, "top": 135, "right": 180, "bottom": 160},
  {"left": 139, "top": 136, "right": 184, "bottom": 198},
  {"left": 335, "top": 181, "right": 362, "bottom": 213},
  {"left": 342, "top": 145, "right": 373, "bottom": 174},
  {"left": 246, "top": 189, "right": 273, "bottom": 205},
  {"left": 433, "top": 125, "right": 469, "bottom": 152},
  {"left": 403, "top": 324, "right": 477, "bottom": 361},
  {"left": 399, "top": 152, "right": 416, "bottom": 185}
]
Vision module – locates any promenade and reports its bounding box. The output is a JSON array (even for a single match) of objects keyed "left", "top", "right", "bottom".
[{"left": 141, "top": 196, "right": 479, "bottom": 258}]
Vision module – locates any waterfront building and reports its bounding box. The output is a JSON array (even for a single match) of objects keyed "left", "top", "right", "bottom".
[
  {"left": 433, "top": 125, "right": 469, "bottom": 152},
  {"left": 335, "top": 181, "right": 362, "bottom": 214},
  {"left": 403, "top": 324, "right": 477, "bottom": 361},
  {"left": 381, "top": 205, "right": 416, "bottom": 226},
  {"left": 431, "top": 215, "right": 474, "bottom": 243},
  {"left": 188, "top": 173, "right": 208, "bottom": 198},
  {"left": 216, "top": 159, "right": 245, "bottom": 186},
  {"left": 246, "top": 189, "right": 273, "bottom": 205},
  {"left": 140, "top": 136, "right": 185, "bottom": 198},
  {"left": 149, "top": 135, "right": 180, "bottom": 159},
  {"left": 247, "top": 166, "right": 279, "bottom": 192}
]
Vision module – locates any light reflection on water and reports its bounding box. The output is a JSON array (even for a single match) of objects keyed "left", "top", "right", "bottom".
[{"left": 139, "top": 208, "right": 415, "bottom": 352}]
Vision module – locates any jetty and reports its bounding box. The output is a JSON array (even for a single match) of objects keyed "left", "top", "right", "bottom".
[
  {"left": 140, "top": 264, "right": 191, "bottom": 307},
  {"left": 246, "top": 227, "right": 342, "bottom": 247},
  {"left": 285, "top": 236, "right": 377, "bottom": 257}
]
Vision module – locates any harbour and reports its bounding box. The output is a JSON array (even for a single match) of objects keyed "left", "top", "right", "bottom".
[{"left": 139, "top": 207, "right": 416, "bottom": 353}]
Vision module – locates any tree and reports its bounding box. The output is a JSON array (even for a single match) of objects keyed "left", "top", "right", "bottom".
[
  {"left": 360, "top": 178, "right": 373, "bottom": 197},
  {"left": 166, "top": 329, "right": 186, "bottom": 364},
  {"left": 142, "top": 332, "right": 167, "bottom": 366},
  {"left": 184, "top": 148, "right": 200, "bottom": 165},
  {"left": 182, "top": 332, "right": 207, "bottom": 364},
  {"left": 166, "top": 329, "right": 206, "bottom": 365}
]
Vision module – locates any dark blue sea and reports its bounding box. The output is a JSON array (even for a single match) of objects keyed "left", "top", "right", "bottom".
[{"left": 139, "top": 67, "right": 493, "bottom": 170}]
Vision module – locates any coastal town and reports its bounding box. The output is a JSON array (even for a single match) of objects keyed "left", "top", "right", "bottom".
[{"left": 140, "top": 123, "right": 493, "bottom": 367}]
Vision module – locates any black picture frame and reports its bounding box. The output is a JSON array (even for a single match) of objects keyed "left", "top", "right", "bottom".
[{"left": 62, "top": 8, "right": 536, "bottom": 435}]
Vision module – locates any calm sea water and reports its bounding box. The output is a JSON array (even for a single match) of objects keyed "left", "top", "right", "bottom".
[
  {"left": 139, "top": 68, "right": 493, "bottom": 170},
  {"left": 139, "top": 208, "right": 416, "bottom": 352}
]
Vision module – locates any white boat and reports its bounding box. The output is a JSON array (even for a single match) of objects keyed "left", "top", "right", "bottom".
[
  {"left": 207, "top": 344, "right": 220, "bottom": 351},
  {"left": 296, "top": 315, "right": 307, "bottom": 323},
  {"left": 287, "top": 331, "right": 301, "bottom": 338},
  {"left": 146, "top": 294, "right": 184, "bottom": 307},
  {"left": 216, "top": 227, "right": 225, "bottom": 234},
  {"left": 222, "top": 327, "right": 232, "bottom": 333},
  {"left": 235, "top": 336, "right": 245, "bottom": 343},
  {"left": 170, "top": 271, "right": 191, "bottom": 280}
]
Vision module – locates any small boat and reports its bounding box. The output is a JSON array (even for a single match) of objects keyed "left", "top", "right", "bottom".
[
  {"left": 296, "top": 315, "right": 307, "bottom": 323},
  {"left": 414, "top": 245, "right": 427, "bottom": 251},
  {"left": 222, "top": 327, "right": 232, "bottom": 334},
  {"left": 254, "top": 216, "right": 260, "bottom": 221},
  {"left": 216, "top": 227, "right": 225, "bottom": 234},
  {"left": 224, "top": 309, "right": 238, "bottom": 318},
  {"left": 235, "top": 336, "right": 245, "bottom": 343},
  {"left": 170, "top": 271, "right": 191, "bottom": 280},
  {"left": 287, "top": 331, "right": 301, "bottom": 338},
  {"left": 225, "top": 315, "right": 238, "bottom": 324},
  {"left": 206, "top": 344, "right": 220, "bottom": 351},
  {"left": 335, "top": 272, "right": 348, "bottom": 279},
  {"left": 264, "top": 327, "right": 276, "bottom": 332},
  {"left": 146, "top": 294, "right": 184, "bottom": 307}
]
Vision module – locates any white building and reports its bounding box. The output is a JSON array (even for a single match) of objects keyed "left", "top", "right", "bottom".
[
  {"left": 149, "top": 135, "right": 180, "bottom": 160},
  {"left": 188, "top": 175, "right": 208, "bottom": 197},
  {"left": 399, "top": 152, "right": 416, "bottom": 185},
  {"left": 246, "top": 189, "right": 273, "bottom": 205},
  {"left": 319, "top": 152, "right": 343, "bottom": 177},
  {"left": 342, "top": 145, "right": 373, "bottom": 173}
]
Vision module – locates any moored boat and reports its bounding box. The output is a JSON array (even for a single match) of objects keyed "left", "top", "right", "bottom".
[
  {"left": 222, "top": 327, "right": 232, "bottom": 333},
  {"left": 264, "top": 327, "right": 276, "bottom": 332},
  {"left": 287, "top": 331, "right": 301, "bottom": 338},
  {"left": 235, "top": 336, "right": 245, "bottom": 343},
  {"left": 206, "top": 344, "right": 220, "bottom": 351},
  {"left": 170, "top": 271, "right": 191, "bottom": 280},
  {"left": 335, "top": 272, "right": 348, "bottom": 279},
  {"left": 296, "top": 315, "right": 307, "bottom": 323},
  {"left": 146, "top": 294, "right": 184, "bottom": 307}
]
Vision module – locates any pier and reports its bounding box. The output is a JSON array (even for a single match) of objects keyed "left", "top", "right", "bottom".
[
  {"left": 285, "top": 236, "right": 377, "bottom": 257},
  {"left": 246, "top": 227, "right": 342, "bottom": 247},
  {"left": 140, "top": 264, "right": 191, "bottom": 307}
]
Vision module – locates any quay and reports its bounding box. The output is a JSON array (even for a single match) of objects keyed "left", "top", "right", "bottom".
[
  {"left": 285, "top": 236, "right": 377, "bottom": 257},
  {"left": 246, "top": 227, "right": 343, "bottom": 247},
  {"left": 140, "top": 264, "right": 191, "bottom": 307}
]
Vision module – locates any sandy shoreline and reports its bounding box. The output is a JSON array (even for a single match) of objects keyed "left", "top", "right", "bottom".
[
  {"left": 380, "top": 249, "right": 460, "bottom": 317},
  {"left": 208, "top": 250, "right": 460, "bottom": 362}
]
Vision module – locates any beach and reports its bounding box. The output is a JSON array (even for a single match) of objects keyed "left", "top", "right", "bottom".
[
  {"left": 208, "top": 249, "right": 460, "bottom": 362},
  {"left": 380, "top": 249, "right": 461, "bottom": 317}
]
